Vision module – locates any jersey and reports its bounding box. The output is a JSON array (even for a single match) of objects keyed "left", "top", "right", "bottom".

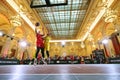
[
  {"left": 44, "top": 36, "right": 51, "bottom": 51},
  {"left": 36, "top": 33, "right": 44, "bottom": 48}
]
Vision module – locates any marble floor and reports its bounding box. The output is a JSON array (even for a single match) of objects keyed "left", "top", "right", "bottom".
[
  {"left": 0, "top": 74, "right": 120, "bottom": 80},
  {"left": 0, "top": 64, "right": 120, "bottom": 80}
]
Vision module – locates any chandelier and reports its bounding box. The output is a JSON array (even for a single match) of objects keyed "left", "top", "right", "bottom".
[
  {"left": 10, "top": 15, "right": 22, "bottom": 27},
  {"left": 104, "top": 8, "right": 118, "bottom": 23}
]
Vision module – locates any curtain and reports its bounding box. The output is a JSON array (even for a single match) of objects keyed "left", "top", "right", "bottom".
[
  {"left": 111, "top": 34, "right": 120, "bottom": 55},
  {"left": 103, "top": 44, "right": 110, "bottom": 57}
]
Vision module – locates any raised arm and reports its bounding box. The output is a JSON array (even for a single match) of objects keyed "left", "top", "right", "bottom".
[
  {"left": 35, "top": 22, "right": 40, "bottom": 34},
  {"left": 35, "top": 27, "right": 37, "bottom": 34},
  {"left": 41, "top": 27, "right": 45, "bottom": 36}
]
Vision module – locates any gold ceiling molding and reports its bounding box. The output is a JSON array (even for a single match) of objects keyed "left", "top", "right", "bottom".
[
  {"left": 14, "top": 0, "right": 37, "bottom": 24},
  {"left": 0, "top": 0, "right": 17, "bottom": 19},
  {"left": 104, "top": 23, "right": 116, "bottom": 36},
  {"left": 14, "top": 0, "right": 48, "bottom": 34},
  {"left": 23, "top": 0, "right": 48, "bottom": 33},
  {"left": 76, "top": 0, "right": 99, "bottom": 39},
  {"left": 6, "top": 0, "right": 36, "bottom": 31},
  {"left": 0, "top": 0, "right": 36, "bottom": 50},
  {"left": 0, "top": 13, "right": 11, "bottom": 34},
  {"left": 77, "top": 0, "right": 115, "bottom": 41},
  {"left": 0, "top": 13, "right": 10, "bottom": 24}
]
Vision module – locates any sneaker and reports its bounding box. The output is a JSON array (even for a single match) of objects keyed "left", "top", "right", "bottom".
[
  {"left": 42, "top": 58, "right": 47, "bottom": 65},
  {"left": 34, "top": 58, "right": 37, "bottom": 65},
  {"left": 37, "top": 60, "right": 41, "bottom": 65},
  {"left": 48, "top": 58, "right": 50, "bottom": 64},
  {"left": 29, "top": 61, "right": 32, "bottom": 65}
]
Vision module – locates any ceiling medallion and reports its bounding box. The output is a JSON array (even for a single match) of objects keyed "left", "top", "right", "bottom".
[
  {"left": 10, "top": 15, "right": 22, "bottom": 27},
  {"left": 104, "top": 8, "right": 118, "bottom": 23}
]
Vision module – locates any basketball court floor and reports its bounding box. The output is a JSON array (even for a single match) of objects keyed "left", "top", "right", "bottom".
[{"left": 0, "top": 64, "right": 120, "bottom": 80}]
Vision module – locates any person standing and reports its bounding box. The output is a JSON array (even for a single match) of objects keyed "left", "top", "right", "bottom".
[
  {"left": 34, "top": 23, "right": 46, "bottom": 65},
  {"left": 44, "top": 33, "right": 51, "bottom": 63}
]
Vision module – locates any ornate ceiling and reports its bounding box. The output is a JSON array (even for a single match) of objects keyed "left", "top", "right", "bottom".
[
  {"left": 30, "top": 0, "right": 91, "bottom": 40},
  {"left": 0, "top": 0, "right": 119, "bottom": 42}
]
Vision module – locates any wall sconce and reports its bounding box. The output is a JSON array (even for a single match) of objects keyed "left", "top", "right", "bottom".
[
  {"left": 0, "top": 31, "right": 5, "bottom": 37},
  {"left": 6, "top": 35, "right": 14, "bottom": 40},
  {"left": 61, "top": 41, "right": 65, "bottom": 47},
  {"left": 0, "top": 31, "right": 14, "bottom": 40}
]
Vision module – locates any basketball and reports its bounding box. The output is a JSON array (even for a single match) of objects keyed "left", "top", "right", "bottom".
[{"left": 35, "top": 22, "right": 40, "bottom": 27}]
